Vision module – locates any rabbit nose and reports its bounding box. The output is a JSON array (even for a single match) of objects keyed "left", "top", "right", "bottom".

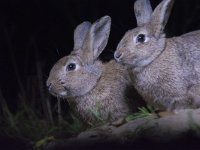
[
  {"left": 114, "top": 52, "right": 123, "bottom": 61},
  {"left": 47, "top": 82, "right": 52, "bottom": 90}
]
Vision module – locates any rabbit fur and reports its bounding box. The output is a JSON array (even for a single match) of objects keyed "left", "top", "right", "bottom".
[
  {"left": 47, "top": 16, "right": 143, "bottom": 125},
  {"left": 114, "top": 0, "right": 200, "bottom": 111}
]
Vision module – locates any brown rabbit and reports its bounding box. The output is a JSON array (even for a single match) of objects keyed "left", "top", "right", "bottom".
[
  {"left": 47, "top": 16, "right": 143, "bottom": 125},
  {"left": 114, "top": 0, "right": 200, "bottom": 111}
]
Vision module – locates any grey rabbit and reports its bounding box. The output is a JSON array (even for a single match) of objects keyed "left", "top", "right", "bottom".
[
  {"left": 47, "top": 16, "right": 143, "bottom": 125},
  {"left": 114, "top": 0, "right": 200, "bottom": 111}
]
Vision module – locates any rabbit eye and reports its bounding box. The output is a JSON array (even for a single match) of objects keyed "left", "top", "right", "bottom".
[
  {"left": 67, "top": 63, "right": 76, "bottom": 71},
  {"left": 136, "top": 34, "right": 146, "bottom": 43}
]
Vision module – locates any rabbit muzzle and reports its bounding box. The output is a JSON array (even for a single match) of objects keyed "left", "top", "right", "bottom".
[
  {"left": 114, "top": 49, "right": 135, "bottom": 66},
  {"left": 114, "top": 51, "right": 123, "bottom": 61},
  {"left": 46, "top": 80, "right": 68, "bottom": 98},
  {"left": 114, "top": 51, "right": 128, "bottom": 65}
]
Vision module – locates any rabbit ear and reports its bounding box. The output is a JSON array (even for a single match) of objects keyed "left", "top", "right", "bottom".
[
  {"left": 73, "top": 21, "right": 92, "bottom": 50},
  {"left": 81, "top": 16, "right": 111, "bottom": 64},
  {"left": 134, "top": 0, "right": 152, "bottom": 26},
  {"left": 150, "top": 0, "right": 174, "bottom": 37}
]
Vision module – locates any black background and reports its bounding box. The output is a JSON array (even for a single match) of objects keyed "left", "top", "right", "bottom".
[{"left": 0, "top": 0, "right": 200, "bottom": 107}]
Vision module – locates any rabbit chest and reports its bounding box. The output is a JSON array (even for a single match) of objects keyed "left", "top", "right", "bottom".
[{"left": 129, "top": 55, "right": 190, "bottom": 110}]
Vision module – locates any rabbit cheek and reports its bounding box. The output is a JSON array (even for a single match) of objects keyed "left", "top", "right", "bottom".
[{"left": 64, "top": 72, "right": 94, "bottom": 97}]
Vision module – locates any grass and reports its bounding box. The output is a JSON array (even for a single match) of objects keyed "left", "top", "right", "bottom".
[
  {"left": 0, "top": 87, "right": 153, "bottom": 149},
  {"left": 0, "top": 89, "right": 85, "bottom": 149},
  {"left": 126, "top": 105, "right": 155, "bottom": 121}
]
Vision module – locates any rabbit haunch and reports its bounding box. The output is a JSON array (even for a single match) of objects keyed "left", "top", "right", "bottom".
[
  {"left": 114, "top": 0, "right": 200, "bottom": 111},
  {"left": 47, "top": 16, "right": 143, "bottom": 124}
]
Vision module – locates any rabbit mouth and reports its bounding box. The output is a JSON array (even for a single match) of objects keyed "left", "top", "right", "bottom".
[
  {"left": 51, "top": 91, "right": 68, "bottom": 98},
  {"left": 48, "top": 87, "right": 68, "bottom": 98},
  {"left": 58, "top": 91, "right": 68, "bottom": 97}
]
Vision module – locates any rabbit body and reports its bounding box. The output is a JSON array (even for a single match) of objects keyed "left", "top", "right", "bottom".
[
  {"left": 67, "top": 60, "right": 135, "bottom": 124},
  {"left": 129, "top": 31, "right": 200, "bottom": 111},
  {"left": 114, "top": 0, "right": 200, "bottom": 111},
  {"left": 47, "top": 16, "right": 141, "bottom": 124}
]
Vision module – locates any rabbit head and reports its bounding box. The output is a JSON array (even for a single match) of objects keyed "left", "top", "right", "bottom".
[
  {"left": 115, "top": 0, "right": 174, "bottom": 71},
  {"left": 47, "top": 16, "right": 111, "bottom": 98}
]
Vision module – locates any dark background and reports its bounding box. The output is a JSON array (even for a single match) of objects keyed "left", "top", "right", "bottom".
[{"left": 0, "top": 0, "right": 200, "bottom": 115}]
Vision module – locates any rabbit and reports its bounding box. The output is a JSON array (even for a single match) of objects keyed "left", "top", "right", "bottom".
[
  {"left": 114, "top": 0, "right": 200, "bottom": 112},
  {"left": 46, "top": 16, "right": 144, "bottom": 125}
]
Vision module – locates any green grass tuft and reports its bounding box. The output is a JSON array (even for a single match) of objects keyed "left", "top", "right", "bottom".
[{"left": 126, "top": 105, "right": 155, "bottom": 121}]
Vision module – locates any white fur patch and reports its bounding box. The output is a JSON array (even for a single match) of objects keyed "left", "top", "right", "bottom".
[{"left": 59, "top": 91, "right": 67, "bottom": 96}]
